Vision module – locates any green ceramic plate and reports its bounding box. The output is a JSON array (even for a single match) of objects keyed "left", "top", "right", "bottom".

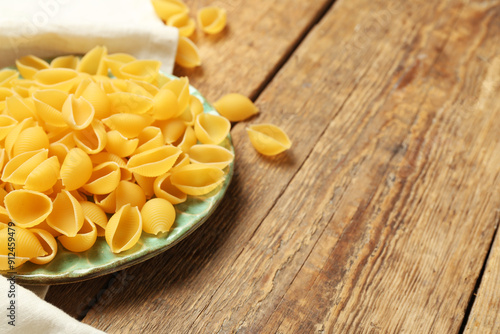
[{"left": 0, "top": 75, "right": 233, "bottom": 285}]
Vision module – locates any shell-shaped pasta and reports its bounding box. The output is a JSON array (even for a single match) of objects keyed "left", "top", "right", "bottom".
[
  {"left": 73, "top": 119, "right": 107, "bottom": 154},
  {"left": 155, "top": 73, "right": 171, "bottom": 89},
  {"left": 51, "top": 55, "right": 79, "bottom": 69},
  {"left": 16, "top": 55, "right": 50, "bottom": 80},
  {"left": 119, "top": 60, "right": 161, "bottom": 83},
  {"left": 104, "top": 53, "right": 136, "bottom": 78},
  {"left": 0, "top": 87, "right": 14, "bottom": 101},
  {"left": 80, "top": 201, "right": 107, "bottom": 237},
  {"left": 49, "top": 142, "right": 69, "bottom": 165},
  {"left": 130, "top": 79, "right": 159, "bottom": 96},
  {"left": 0, "top": 69, "right": 18, "bottom": 87},
  {"left": 28, "top": 228, "right": 58, "bottom": 265},
  {"left": 90, "top": 151, "right": 132, "bottom": 181},
  {"left": 125, "top": 80, "right": 154, "bottom": 99},
  {"left": 213, "top": 93, "right": 259, "bottom": 122},
  {"left": 102, "top": 113, "right": 154, "bottom": 138},
  {"left": 153, "top": 87, "right": 179, "bottom": 120},
  {"left": 153, "top": 172, "right": 187, "bottom": 204},
  {"left": 246, "top": 123, "right": 292, "bottom": 156},
  {"left": 4, "top": 190, "right": 53, "bottom": 228},
  {"left": 167, "top": 11, "right": 196, "bottom": 37},
  {"left": 2, "top": 149, "right": 48, "bottom": 185},
  {"left": 46, "top": 190, "right": 84, "bottom": 237},
  {"left": 133, "top": 173, "right": 155, "bottom": 199},
  {"left": 127, "top": 146, "right": 182, "bottom": 177},
  {"left": 82, "top": 162, "right": 121, "bottom": 195},
  {"left": 175, "top": 125, "right": 197, "bottom": 153},
  {"left": 108, "top": 92, "right": 153, "bottom": 115},
  {"left": 13, "top": 126, "right": 50, "bottom": 157},
  {"left": 34, "top": 68, "right": 79, "bottom": 91},
  {"left": 0, "top": 114, "right": 18, "bottom": 140},
  {"left": 172, "top": 151, "right": 190, "bottom": 170},
  {"left": 194, "top": 113, "right": 231, "bottom": 144},
  {"left": 189, "top": 144, "right": 234, "bottom": 169},
  {"left": 175, "top": 36, "right": 202, "bottom": 68},
  {"left": 77, "top": 45, "right": 108, "bottom": 76},
  {"left": 114, "top": 180, "right": 146, "bottom": 210},
  {"left": 58, "top": 218, "right": 97, "bottom": 252},
  {"left": 24, "top": 156, "right": 60, "bottom": 192},
  {"left": 4, "top": 118, "right": 37, "bottom": 159},
  {"left": 141, "top": 198, "right": 176, "bottom": 235},
  {"left": 62, "top": 94, "right": 95, "bottom": 130},
  {"left": 0, "top": 206, "right": 10, "bottom": 224},
  {"left": 32, "top": 89, "right": 68, "bottom": 127},
  {"left": 60, "top": 147, "right": 92, "bottom": 190},
  {"left": 179, "top": 95, "right": 203, "bottom": 126},
  {"left": 157, "top": 118, "right": 186, "bottom": 144},
  {"left": 170, "top": 164, "right": 224, "bottom": 196},
  {"left": 0, "top": 226, "right": 46, "bottom": 270},
  {"left": 105, "top": 130, "right": 139, "bottom": 157},
  {"left": 134, "top": 126, "right": 163, "bottom": 155},
  {"left": 75, "top": 80, "right": 111, "bottom": 119},
  {"left": 94, "top": 191, "right": 117, "bottom": 214},
  {"left": 151, "top": 0, "right": 188, "bottom": 21},
  {"left": 34, "top": 219, "right": 62, "bottom": 237},
  {"left": 105, "top": 203, "right": 142, "bottom": 253},
  {"left": 5, "top": 96, "right": 37, "bottom": 122},
  {"left": 197, "top": 6, "right": 227, "bottom": 34}
]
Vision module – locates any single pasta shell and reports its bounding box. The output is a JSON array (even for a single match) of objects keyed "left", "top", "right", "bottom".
[
  {"left": 82, "top": 162, "right": 121, "bottom": 195},
  {"left": 0, "top": 226, "right": 47, "bottom": 270},
  {"left": 153, "top": 87, "right": 179, "bottom": 120},
  {"left": 119, "top": 60, "right": 161, "bottom": 83},
  {"left": 130, "top": 79, "right": 159, "bottom": 96},
  {"left": 58, "top": 218, "right": 97, "bottom": 252},
  {"left": 94, "top": 191, "right": 117, "bottom": 214},
  {"left": 0, "top": 206, "right": 9, "bottom": 224},
  {"left": 246, "top": 124, "right": 292, "bottom": 156},
  {"left": 90, "top": 152, "right": 132, "bottom": 181},
  {"left": 80, "top": 201, "right": 108, "bottom": 237},
  {"left": 189, "top": 144, "right": 234, "bottom": 169},
  {"left": 105, "top": 203, "right": 142, "bottom": 253},
  {"left": 170, "top": 164, "right": 224, "bottom": 196},
  {"left": 62, "top": 94, "right": 95, "bottom": 130},
  {"left": 127, "top": 146, "right": 182, "bottom": 177},
  {"left": 141, "top": 198, "right": 176, "bottom": 235},
  {"left": 34, "top": 68, "right": 79, "bottom": 91},
  {"left": 105, "top": 130, "right": 139, "bottom": 157},
  {"left": 13, "top": 125, "right": 50, "bottom": 157},
  {"left": 34, "top": 219, "right": 62, "bottom": 238},
  {"left": 194, "top": 113, "right": 231, "bottom": 144},
  {"left": 47, "top": 190, "right": 84, "bottom": 237},
  {"left": 77, "top": 45, "right": 108, "bottom": 76},
  {"left": 0, "top": 114, "right": 18, "bottom": 141},
  {"left": 24, "top": 156, "right": 60, "bottom": 192},
  {"left": 0, "top": 69, "right": 19, "bottom": 87},
  {"left": 4, "top": 118, "right": 37, "bottom": 159},
  {"left": 174, "top": 125, "right": 197, "bottom": 153},
  {"left": 104, "top": 53, "right": 136, "bottom": 78},
  {"left": 15, "top": 55, "right": 50, "bottom": 80},
  {"left": 49, "top": 142, "right": 69, "bottom": 165},
  {"left": 5, "top": 96, "right": 36, "bottom": 122},
  {"left": 156, "top": 118, "right": 186, "bottom": 144},
  {"left": 115, "top": 180, "right": 146, "bottom": 210},
  {"left": 28, "top": 228, "right": 58, "bottom": 265},
  {"left": 51, "top": 55, "right": 79, "bottom": 69},
  {"left": 167, "top": 11, "right": 196, "bottom": 37},
  {"left": 60, "top": 147, "right": 93, "bottom": 191},
  {"left": 179, "top": 95, "right": 203, "bottom": 126},
  {"left": 125, "top": 80, "right": 154, "bottom": 98},
  {"left": 134, "top": 126, "right": 164, "bottom": 155},
  {"left": 77, "top": 80, "right": 111, "bottom": 119},
  {"left": 108, "top": 91, "right": 154, "bottom": 115},
  {"left": 197, "top": 6, "right": 227, "bottom": 34},
  {"left": 133, "top": 173, "right": 156, "bottom": 199},
  {"left": 153, "top": 172, "right": 187, "bottom": 204},
  {"left": 172, "top": 152, "right": 190, "bottom": 170},
  {"left": 2, "top": 149, "right": 48, "bottom": 185},
  {"left": 151, "top": 0, "right": 188, "bottom": 21},
  {"left": 163, "top": 77, "right": 190, "bottom": 115},
  {"left": 4, "top": 189, "right": 53, "bottom": 228},
  {"left": 32, "top": 89, "right": 69, "bottom": 127},
  {"left": 175, "top": 36, "right": 202, "bottom": 68},
  {"left": 73, "top": 119, "right": 107, "bottom": 154},
  {"left": 102, "top": 113, "right": 154, "bottom": 138},
  {"left": 213, "top": 93, "right": 259, "bottom": 122}
]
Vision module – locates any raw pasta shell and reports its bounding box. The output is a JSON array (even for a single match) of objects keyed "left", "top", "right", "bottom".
[
  {"left": 133, "top": 173, "right": 155, "bottom": 199},
  {"left": 179, "top": 95, "right": 203, "bottom": 126},
  {"left": 127, "top": 146, "right": 182, "bottom": 177},
  {"left": 62, "top": 94, "right": 95, "bottom": 130},
  {"left": 58, "top": 218, "right": 97, "bottom": 252},
  {"left": 175, "top": 36, "right": 201, "bottom": 68},
  {"left": 141, "top": 198, "right": 176, "bottom": 235},
  {"left": 114, "top": 180, "right": 146, "bottom": 210},
  {"left": 32, "top": 89, "right": 69, "bottom": 128},
  {"left": 24, "top": 156, "right": 60, "bottom": 192},
  {"left": 125, "top": 80, "right": 154, "bottom": 98},
  {"left": 49, "top": 142, "right": 69, "bottom": 165},
  {"left": 164, "top": 77, "right": 190, "bottom": 115},
  {"left": 104, "top": 53, "right": 136, "bottom": 78},
  {"left": 156, "top": 118, "right": 186, "bottom": 144},
  {"left": 82, "top": 162, "right": 121, "bottom": 195},
  {"left": 151, "top": 0, "right": 188, "bottom": 21},
  {"left": 102, "top": 113, "right": 154, "bottom": 138},
  {"left": 77, "top": 45, "right": 108, "bottom": 76},
  {"left": 46, "top": 190, "right": 84, "bottom": 237},
  {"left": 105, "top": 130, "right": 139, "bottom": 157},
  {"left": 51, "top": 55, "right": 79, "bottom": 69},
  {"left": 13, "top": 125, "right": 50, "bottom": 157},
  {"left": 75, "top": 80, "right": 111, "bottom": 119},
  {"left": 80, "top": 201, "right": 107, "bottom": 237},
  {"left": 0, "top": 69, "right": 19, "bottom": 87},
  {"left": 28, "top": 228, "right": 58, "bottom": 265},
  {"left": 108, "top": 92, "right": 154, "bottom": 115},
  {"left": 134, "top": 126, "right": 164, "bottom": 155},
  {"left": 153, "top": 172, "right": 187, "bottom": 204},
  {"left": 0, "top": 114, "right": 18, "bottom": 140},
  {"left": 0, "top": 226, "right": 47, "bottom": 270},
  {"left": 60, "top": 147, "right": 93, "bottom": 191},
  {"left": 175, "top": 125, "right": 197, "bottom": 153},
  {"left": 94, "top": 191, "right": 117, "bottom": 214},
  {"left": 15, "top": 55, "right": 50, "bottom": 80},
  {"left": 194, "top": 113, "right": 231, "bottom": 145},
  {"left": 197, "top": 6, "right": 227, "bottom": 35},
  {"left": 170, "top": 164, "right": 225, "bottom": 196},
  {"left": 246, "top": 123, "right": 292, "bottom": 156},
  {"left": 34, "top": 68, "right": 79, "bottom": 91},
  {"left": 34, "top": 220, "right": 62, "bottom": 238},
  {"left": 167, "top": 11, "right": 196, "bottom": 37},
  {"left": 2, "top": 149, "right": 48, "bottom": 185},
  {"left": 74, "top": 119, "right": 107, "bottom": 154},
  {"left": 0, "top": 206, "right": 10, "bottom": 224},
  {"left": 153, "top": 87, "right": 179, "bottom": 120},
  {"left": 105, "top": 203, "right": 142, "bottom": 253},
  {"left": 90, "top": 152, "right": 132, "bottom": 181},
  {"left": 4, "top": 96, "right": 37, "bottom": 122},
  {"left": 213, "top": 93, "right": 259, "bottom": 122},
  {"left": 189, "top": 144, "right": 234, "bottom": 169},
  {"left": 119, "top": 60, "right": 161, "bottom": 83},
  {"left": 4, "top": 189, "right": 53, "bottom": 228}
]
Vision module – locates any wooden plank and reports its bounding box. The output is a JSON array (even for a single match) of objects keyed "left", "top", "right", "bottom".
[
  {"left": 45, "top": 0, "right": 335, "bottom": 318},
  {"left": 80, "top": 0, "right": 500, "bottom": 333}
]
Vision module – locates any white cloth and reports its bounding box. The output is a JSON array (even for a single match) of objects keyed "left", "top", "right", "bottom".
[{"left": 0, "top": 0, "right": 178, "bottom": 73}]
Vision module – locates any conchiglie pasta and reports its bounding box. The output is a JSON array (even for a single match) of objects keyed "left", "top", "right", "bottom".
[
  {"left": 170, "top": 164, "right": 224, "bottom": 196},
  {"left": 4, "top": 189, "right": 53, "bottom": 228},
  {"left": 114, "top": 180, "right": 146, "bottom": 210},
  {"left": 141, "top": 198, "right": 176, "bottom": 234},
  {"left": 194, "top": 113, "right": 231, "bottom": 144},
  {"left": 16, "top": 55, "right": 50, "bottom": 80},
  {"left": 80, "top": 201, "right": 108, "bottom": 236},
  {"left": 46, "top": 190, "right": 84, "bottom": 237},
  {"left": 188, "top": 144, "right": 234, "bottom": 169},
  {"left": 28, "top": 228, "right": 58, "bottom": 265},
  {"left": 213, "top": 93, "right": 259, "bottom": 122},
  {"left": 246, "top": 124, "right": 292, "bottom": 156},
  {"left": 151, "top": 0, "right": 188, "bottom": 21},
  {"left": 153, "top": 172, "right": 187, "bottom": 204},
  {"left": 127, "top": 146, "right": 182, "bottom": 177},
  {"left": 105, "top": 204, "right": 142, "bottom": 253},
  {"left": 197, "top": 6, "right": 227, "bottom": 34},
  {"left": 175, "top": 36, "right": 201, "bottom": 69},
  {"left": 60, "top": 148, "right": 92, "bottom": 191},
  {"left": 0, "top": 226, "right": 46, "bottom": 270},
  {"left": 58, "top": 218, "right": 97, "bottom": 252},
  {"left": 82, "top": 162, "right": 121, "bottom": 195}
]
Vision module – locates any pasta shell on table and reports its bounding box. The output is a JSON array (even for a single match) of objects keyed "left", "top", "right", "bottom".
[
  {"left": 77, "top": 45, "right": 108, "bottom": 76},
  {"left": 153, "top": 172, "right": 187, "bottom": 204},
  {"left": 141, "top": 197, "right": 176, "bottom": 235},
  {"left": 167, "top": 11, "right": 196, "bottom": 37},
  {"left": 175, "top": 36, "right": 202, "bottom": 68},
  {"left": 114, "top": 180, "right": 146, "bottom": 210},
  {"left": 13, "top": 125, "right": 50, "bottom": 157},
  {"left": 170, "top": 164, "right": 225, "bottom": 196},
  {"left": 28, "top": 228, "right": 58, "bottom": 265},
  {"left": 104, "top": 53, "right": 136, "bottom": 79},
  {"left": 80, "top": 201, "right": 107, "bottom": 237},
  {"left": 62, "top": 94, "right": 95, "bottom": 130},
  {"left": 213, "top": 93, "right": 259, "bottom": 122},
  {"left": 94, "top": 191, "right": 117, "bottom": 214},
  {"left": 58, "top": 218, "right": 97, "bottom": 252},
  {"left": 108, "top": 92, "right": 154, "bottom": 115},
  {"left": 188, "top": 144, "right": 234, "bottom": 169},
  {"left": 194, "top": 113, "right": 231, "bottom": 145},
  {"left": 1, "top": 149, "right": 48, "bottom": 185},
  {"left": 102, "top": 113, "right": 154, "bottom": 138},
  {"left": 197, "top": 6, "right": 227, "bottom": 35},
  {"left": 46, "top": 190, "right": 84, "bottom": 237},
  {"left": 0, "top": 226, "right": 47, "bottom": 270},
  {"left": 134, "top": 126, "right": 164, "bottom": 155},
  {"left": 75, "top": 79, "right": 111, "bottom": 119},
  {"left": 133, "top": 173, "right": 155, "bottom": 199},
  {"left": 105, "top": 203, "right": 143, "bottom": 253},
  {"left": 151, "top": 0, "right": 188, "bottom": 21},
  {"left": 82, "top": 162, "right": 121, "bottom": 195},
  {"left": 34, "top": 68, "right": 79, "bottom": 92},
  {"left": 15, "top": 55, "right": 50, "bottom": 80},
  {"left": 4, "top": 189, "right": 53, "bottom": 228},
  {"left": 119, "top": 60, "right": 161, "bottom": 83},
  {"left": 60, "top": 147, "right": 93, "bottom": 191},
  {"left": 246, "top": 123, "right": 292, "bottom": 156},
  {"left": 0, "top": 69, "right": 19, "bottom": 88},
  {"left": 0, "top": 114, "right": 18, "bottom": 140},
  {"left": 4, "top": 96, "right": 37, "bottom": 122},
  {"left": 50, "top": 55, "right": 79, "bottom": 69},
  {"left": 24, "top": 156, "right": 60, "bottom": 192},
  {"left": 73, "top": 119, "right": 107, "bottom": 154},
  {"left": 153, "top": 87, "right": 179, "bottom": 120},
  {"left": 90, "top": 152, "right": 132, "bottom": 181},
  {"left": 105, "top": 130, "right": 139, "bottom": 157},
  {"left": 127, "top": 145, "right": 182, "bottom": 177},
  {"left": 174, "top": 125, "right": 197, "bottom": 153},
  {"left": 32, "top": 89, "right": 69, "bottom": 128},
  {"left": 156, "top": 118, "right": 186, "bottom": 144}
]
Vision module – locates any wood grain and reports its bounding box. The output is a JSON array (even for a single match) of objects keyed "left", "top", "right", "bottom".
[{"left": 80, "top": 0, "right": 500, "bottom": 333}]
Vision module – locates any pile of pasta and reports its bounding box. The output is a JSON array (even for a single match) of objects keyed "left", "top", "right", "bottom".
[{"left": 0, "top": 46, "right": 237, "bottom": 270}]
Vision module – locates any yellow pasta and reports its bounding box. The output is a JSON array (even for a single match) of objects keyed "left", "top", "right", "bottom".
[
  {"left": 246, "top": 124, "right": 292, "bottom": 156},
  {"left": 141, "top": 198, "right": 176, "bottom": 235},
  {"left": 4, "top": 96, "right": 37, "bottom": 122},
  {"left": 62, "top": 94, "right": 95, "bottom": 130},
  {"left": 58, "top": 218, "right": 97, "bottom": 252},
  {"left": 32, "top": 89, "right": 69, "bottom": 128},
  {"left": 15, "top": 55, "right": 50, "bottom": 80},
  {"left": 153, "top": 172, "right": 187, "bottom": 204},
  {"left": 194, "top": 113, "right": 231, "bottom": 144},
  {"left": 188, "top": 144, "right": 234, "bottom": 169},
  {"left": 29, "top": 228, "right": 58, "bottom": 265},
  {"left": 51, "top": 55, "right": 79, "bottom": 69},
  {"left": 197, "top": 6, "right": 227, "bottom": 35},
  {"left": 0, "top": 226, "right": 46, "bottom": 270},
  {"left": 114, "top": 180, "right": 146, "bottom": 210},
  {"left": 175, "top": 36, "right": 202, "bottom": 68},
  {"left": 127, "top": 146, "right": 182, "bottom": 177},
  {"left": 108, "top": 91, "right": 154, "bottom": 115},
  {"left": 134, "top": 126, "right": 164, "bottom": 155},
  {"left": 213, "top": 93, "right": 259, "bottom": 122},
  {"left": 151, "top": 0, "right": 188, "bottom": 21},
  {"left": 34, "top": 68, "right": 79, "bottom": 91},
  {"left": 105, "top": 130, "right": 139, "bottom": 157},
  {"left": 102, "top": 113, "right": 154, "bottom": 138},
  {"left": 24, "top": 156, "right": 60, "bottom": 192},
  {"left": 46, "top": 190, "right": 84, "bottom": 237},
  {"left": 104, "top": 53, "right": 136, "bottom": 78},
  {"left": 170, "top": 164, "right": 224, "bottom": 196},
  {"left": 75, "top": 79, "right": 111, "bottom": 119},
  {"left": 13, "top": 125, "right": 50, "bottom": 157},
  {"left": 60, "top": 148, "right": 92, "bottom": 191},
  {"left": 80, "top": 201, "right": 108, "bottom": 237},
  {"left": 77, "top": 45, "right": 108, "bottom": 76},
  {"left": 119, "top": 60, "right": 161, "bottom": 83},
  {"left": 82, "top": 162, "right": 121, "bottom": 195},
  {"left": 0, "top": 69, "right": 19, "bottom": 87},
  {"left": 4, "top": 189, "right": 53, "bottom": 228},
  {"left": 167, "top": 11, "right": 196, "bottom": 37},
  {"left": 105, "top": 203, "right": 142, "bottom": 253}
]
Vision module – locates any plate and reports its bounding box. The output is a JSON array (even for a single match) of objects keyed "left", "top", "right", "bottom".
[{"left": 1, "top": 76, "right": 234, "bottom": 285}]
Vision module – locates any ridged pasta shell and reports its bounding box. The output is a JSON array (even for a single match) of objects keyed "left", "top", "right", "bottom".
[
  {"left": 51, "top": 55, "right": 79, "bottom": 69},
  {"left": 194, "top": 113, "right": 231, "bottom": 144},
  {"left": 179, "top": 95, "right": 203, "bottom": 126},
  {"left": 62, "top": 94, "right": 95, "bottom": 130},
  {"left": 127, "top": 146, "right": 182, "bottom": 177},
  {"left": 105, "top": 130, "right": 139, "bottom": 157},
  {"left": 60, "top": 147, "right": 93, "bottom": 191},
  {"left": 115, "top": 180, "right": 146, "bottom": 210},
  {"left": 13, "top": 125, "right": 50, "bottom": 157},
  {"left": 77, "top": 45, "right": 108, "bottom": 76},
  {"left": 24, "top": 156, "right": 60, "bottom": 192},
  {"left": 153, "top": 87, "right": 179, "bottom": 120},
  {"left": 197, "top": 6, "right": 227, "bottom": 34},
  {"left": 80, "top": 201, "right": 107, "bottom": 237},
  {"left": 108, "top": 91, "right": 153, "bottom": 115},
  {"left": 134, "top": 126, "right": 164, "bottom": 155},
  {"left": 170, "top": 164, "right": 224, "bottom": 196},
  {"left": 102, "top": 113, "right": 154, "bottom": 138},
  {"left": 4, "top": 189, "right": 53, "bottom": 228},
  {"left": 130, "top": 79, "right": 159, "bottom": 96},
  {"left": 28, "top": 228, "right": 58, "bottom": 265},
  {"left": 58, "top": 218, "right": 97, "bottom": 252},
  {"left": 82, "top": 162, "right": 121, "bottom": 195},
  {"left": 4, "top": 118, "right": 37, "bottom": 159},
  {"left": 74, "top": 119, "right": 107, "bottom": 154},
  {"left": 2, "top": 149, "right": 48, "bottom": 185},
  {"left": 153, "top": 172, "right": 187, "bottom": 204},
  {"left": 119, "top": 60, "right": 161, "bottom": 83},
  {"left": 32, "top": 89, "right": 69, "bottom": 127},
  {"left": 0, "top": 206, "right": 10, "bottom": 224},
  {"left": 172, "top": 152, "right": 190, "bottom": 170},
  {"left": 175, "top": 126, "right": 197, "bottom": 153},
  {"left": 246, "top": 124, "right": 292, "bottom": 156},
  {"left": 133, "top": 173, "right": 155, "bottom": 199},
  {"left": 0, "top": 69, "right": 18, "bottom": 87},
  {"left": 49, "top": 142, "right": 69, "bottom": 165},
  {"left": 105, "top": 203, "right": 142, "bottom": 253},
  {"left": 90, "top": 152, "right": 132, "bottom": 181},
  {"left": 175, "top": 36, "right": 202, "bottom": 68},
  {"left": 189, "top": 144, "right": 234, "bottom": 169},
  {"left": 151, "top": 0, "right": 188, "bottom": 21},
  {"left": 34, "top": 219, "right": 62, "bottom": 237},
  {"left": 47, "top": 190, "right": 84, "bottom": 237},
  {"left": 34, "top": 68, "right": 79, "bottom": 91},
  {"left": 213, "top": 93, "right": 259, "bottom": 122},
  {"left": 94, "top": 191, "right": 117, "bottom": 214},
  {"left": 164, "top": 77, "right": 190, "bottom": 115},
  {"left": 124, "top": 80, "right": 154, "bottom": 99},
  {"left": 16, "top": 55, "right": 50, "bottom": 80},
  {"left": 104, "top": 53, "right": 136, "bottom": 79},
  {"left": 0, "top": 114, "right": 18, "bottom": 140},
  {"left": 75, "top": 79, "right": 111, "bottom": 119},
  {"left": 141, "top": 198, "right": 176, "bottom": 235},
  {"left": 0, "top": 226, "right": 47, "bottom": 270},
  {"left": 167, "top": 11, "right": 196, "bottom": 37},
  {"left": 4, "top": 96, "right": 37, "bottom": 122},
  {"left": 156, "top": 118, "right": 186, "bottom": 144}
]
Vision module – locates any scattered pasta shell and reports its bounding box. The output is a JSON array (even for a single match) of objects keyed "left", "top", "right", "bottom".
[
  {"left": 197, "top": 6, "right": 227, "bottom": 34},
  {"left": 77, "top": 45, "right": 108, "bottom": 76},
  {"left": 102, "top": 113, "right": 154, "bottom": 138},
  {"left": 62, "top": 94, "right": 95, "bottom": 130},
  {"left": 246, "top": 124, "right": 292, "bottom": 156},
  {"left": 141, "top": 198, "right": 176, "bottom": 235},
  {"left": 189, "top": 144, "right": 234, "bottom": 169},
  {"left": 105, "top": 130, "right": 139, "bottom": 157},
  {"left": 4, "top": 189, "right": 53, "bottom": 228},
  {"left": 213, "top": 93, "right": 259, "bottom": 122},
  {"left": 82, "top": 162, "right": 121, "bottom": 195},
  {"left": 170, "top": 164, "right": 224, "bottom": 196},
  {"left": 151, "top": 0, "right": 188, "bottom": 21},
  {"left": 153, "top": 172, "right": 187, "bottom": 204},
  {"left": 51, "top": 55, "right": 79, "bottom": 69},
  {"left": 16, "top": 55, "right": 50, "bottom": 80},
  {"left": 29, "top": 228, "right": 58, "bottom": 265},
  {"left": 105, "top": 204, "right": 142, "bottom": 253},
  {"left": 175, "top": 36, "right": 202, "bottom": 68},
  {"left": 127, "top": 146, "right": 182, "bottom": 177},
  {"left": 167, "top": 11, "right": 196, "bottom": 37},
  {"left": 194, "top": 113, "right": 231, "bottom": 144},
  {"left": 119, "top": 60, "right": 161, "bottom": 83},
  {"left": 80, "top": 201, "right": 108, "bottom": 237},
  {"left": 73, "top": 119, "right": 107, "bottom": 154},
  {"left": 24, "top": 156, "right": 60, "bottom": 192},
  {"left": 58, "top": 218, "right": 97, "bottom": 252},
  {"left": 34, "top": 68, "right": 79, "bottom": 91},
  {"left": 46, "top": 190, "right": 84, "bottom": 237},
  {"left": 0, "top": 226, "right": 47, "bottom": 270},
  {"left": 115, "top": 180, "right": 146, "bottom": 210},
  {"left": 60, "top": 147, "right": 93, "bottom": 191}
]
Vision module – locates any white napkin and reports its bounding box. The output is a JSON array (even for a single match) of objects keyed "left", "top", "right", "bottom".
[{"left": 0, "top": 0, "right": 178, "bottom": 73}]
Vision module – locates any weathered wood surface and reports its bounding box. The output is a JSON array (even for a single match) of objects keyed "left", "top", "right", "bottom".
[{"left": 51, "top": 0, "right": 500, "bottom": 332}]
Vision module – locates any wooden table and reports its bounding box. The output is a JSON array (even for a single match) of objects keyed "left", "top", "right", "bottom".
[{"left": 46, "top": 0, "right": 500, "bottom": 332}]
